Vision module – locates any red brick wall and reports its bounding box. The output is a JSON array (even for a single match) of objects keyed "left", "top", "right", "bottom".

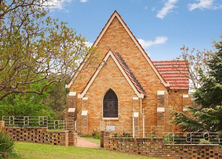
[
  {"left": 101, "top": 131, "right": 222, "bottom": 159},
  {"left": 2, "top": 126, "right": 76, "bottom": 146}
]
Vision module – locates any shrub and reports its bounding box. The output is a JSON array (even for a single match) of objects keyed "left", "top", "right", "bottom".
[
  {"left": 121, "top": 133, "right": 132, "bottom": 138},
  {"left": 199, "top": 139, "right": 212, "bottom": 144},
  {"left": 0, "top": 131, "right": 19, "bottom": 158},
  {"left": 92, "top": 131, "right": 100, "bottom": 139}
]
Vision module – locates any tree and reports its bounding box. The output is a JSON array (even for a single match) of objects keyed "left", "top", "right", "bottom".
[
  {"left": 0, "top": 80, "right": 56, "bottom": 119},
  {"left": 45, "top": 80, "right": 69, "bottom": 119},
  {"left": 171, "top": 36, "right": 222, "bottom": 133},
  {"left": 176, "top": 46, "right": 212, "bottom": 91},
  {"left": 0, "top": 0, "right": 95, "bottom": 101}
]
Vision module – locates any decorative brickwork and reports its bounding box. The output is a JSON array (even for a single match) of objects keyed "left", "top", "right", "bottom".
[
  {"left": 101, "top": 131, "right": 222, "bottom": 159},
  {"left": 1, "top": 121, "right": 76, "bottom": 146},
  {"left": 0, "top": 120, "right": 4, "bottom": 131}
]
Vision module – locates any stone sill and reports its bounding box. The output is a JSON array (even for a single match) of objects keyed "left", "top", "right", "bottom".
[{"left": 102, "top": 118, "right": 119, "bottom": 120}]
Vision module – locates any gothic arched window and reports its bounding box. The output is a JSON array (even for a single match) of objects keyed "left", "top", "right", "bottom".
[{"left": 103, "top": 89, "right": 118, "bottom": 118}]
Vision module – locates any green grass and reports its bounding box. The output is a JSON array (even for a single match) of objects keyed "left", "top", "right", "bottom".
[
  {"left": 13, "top": 142, "right": 160, "bottom": 159},
  {"left": 82, "top": 136, "right": 100, "bottom": 145}
]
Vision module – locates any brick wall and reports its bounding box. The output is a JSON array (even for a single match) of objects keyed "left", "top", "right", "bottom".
[
  {"left": 0, "top": 121, "right": 76, "bottom": 146},
  {"left": 169, "top": 90, "right": 188, "bottom": 132},
  {"left": 77, "top": 57, "right": 140, "bottom": 135},
  {"left": 101, "top": 131, "right": 222, "bottom": 159},
  {"left": 67, "top": 14, "right": 190, "bottom": 135}
]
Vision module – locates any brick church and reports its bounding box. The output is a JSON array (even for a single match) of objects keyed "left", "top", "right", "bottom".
[{"left": 64, "top": 11, "right": 190, "bottom": 136}]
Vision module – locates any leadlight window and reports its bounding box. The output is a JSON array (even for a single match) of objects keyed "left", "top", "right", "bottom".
[{"left": 103, "top": 89, "right": 118, "bottom": 118}]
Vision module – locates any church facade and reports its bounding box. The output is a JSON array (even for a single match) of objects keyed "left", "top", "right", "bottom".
[{"left": 64, "top": 11, "right": 190, "bottom": 136}]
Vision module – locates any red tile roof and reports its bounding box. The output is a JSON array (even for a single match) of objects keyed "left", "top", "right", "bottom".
[{"left": 153, "top": 61, "right": 189, "bottom": 90}]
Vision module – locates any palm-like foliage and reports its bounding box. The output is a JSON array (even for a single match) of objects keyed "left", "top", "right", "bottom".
[{"left": 0, "top": 131, "right": 18, "bottom": 158}]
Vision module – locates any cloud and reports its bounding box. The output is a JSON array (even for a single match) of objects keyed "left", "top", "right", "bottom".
[
  {"left": 80, "top": 0, "right": 88, "bottom": 2},
  {"left": 44, "top": 0, "right": 73, "bottom": 10},
  {"left": 151, "top": 7, "right": 156, "bottom": 11},
  {"left": 138, "top": 36, "right": 168, "bottom": 49},
  {"left": 156, "top": 0, "right": 178, "bottom": 19},
  {"left": 84, "top": 41, "right": 93, "bottom": 47},
  {"left": 188, "top": 0, "right": 222, "bottom": 11},
  {"left": 144, "top": 6, "right": 148, "bottom": 10}
]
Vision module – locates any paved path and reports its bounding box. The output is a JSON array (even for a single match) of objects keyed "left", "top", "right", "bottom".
[{"left": 76, "top": 136, "right": 100, "bottom": 148}]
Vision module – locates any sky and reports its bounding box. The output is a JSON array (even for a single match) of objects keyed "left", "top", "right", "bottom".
[{"left": 48, "top": 0, "right": 222, "bottom": 60}]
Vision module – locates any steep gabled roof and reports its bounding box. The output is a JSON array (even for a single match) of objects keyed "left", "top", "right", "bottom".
[
  {"left": 153, "top": 61, "right": 189, "bottom": 90},
  {"left": 78, "top": 50, "right": 145, "bottom": 98},
  {"left": 66, "top": 10, "right": 169, "bottom": 89},
  {"left": 113, "top": 52, "right": 146, "bottom": 95}
]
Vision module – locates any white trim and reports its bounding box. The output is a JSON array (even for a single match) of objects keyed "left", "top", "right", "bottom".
[
  {"left": 183, "top": 94, "right": 189, "bottom": 98},
  {"left": 78, "top": 51, "right": 144, "bottom": 98},
  {"left": 103, "top": 118, "right": 119, "bottom": 120},
  {"left": 134, "top": 112, "right": 139, "bottom": 117},
  {"left": 66, "top": 11, "right": 168, "bottom": 89},
  {"left": 82, "top": 97, "right": 88, "bottom": 101},
  {"left": 81, "top": 110, "right": 88, "bottom": 116},
  {"left": 68, "top": 92, "right": 76, "bottom": 96},
  {"left": 68, "top": 108, "right": 75, "bottom": 112},
  {"left": 132, "top": 97, "right": 139, "bottom": 100},
  {"left": 157, "top": 91, "right": 165, "bottom": 95},
  {"left": 157, "top": 107, "right": 165, "bottom": 112}
]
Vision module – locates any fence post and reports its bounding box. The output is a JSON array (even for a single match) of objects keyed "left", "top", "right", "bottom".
[
  {"left": 143, "top": 108, "right": 145, "bottom": 138},
  {"left": 132, "top": 108, "right": 134, "bottom": 138},
  {"left": 0, "top": 120, "right": 5, "bottom": 131},
  {"left": 100, "top": 131, "right": 104, "bottom": 148}
]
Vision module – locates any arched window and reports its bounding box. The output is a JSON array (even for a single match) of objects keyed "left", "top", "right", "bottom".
[{"left": 103, "top": 89, "right": 118, "bottom": 118}]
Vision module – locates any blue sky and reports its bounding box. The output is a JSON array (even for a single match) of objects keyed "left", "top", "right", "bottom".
[{"left": 49, "top": 0, "right": 222, "bottom": 60}]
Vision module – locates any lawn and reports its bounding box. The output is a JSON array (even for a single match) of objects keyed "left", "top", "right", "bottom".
[{"left": 14, "top": 142, "right": 161, "bottom": 159}]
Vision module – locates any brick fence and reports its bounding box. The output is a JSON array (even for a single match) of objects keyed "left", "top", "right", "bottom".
[
  {"left": 101, "top": 131, "right": 222, "bottom": 159},
  {"left": 0, "top": 120, "right": 76, "bottom": 146}
]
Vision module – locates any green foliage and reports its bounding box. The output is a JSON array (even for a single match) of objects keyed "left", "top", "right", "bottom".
[
  {"left": 121, "top": 133, "right": 132, "bottom": 138},
  {"left": 0, "top": 0, "right": 95, "bottom": 101},
  {"left": 199, "top": 139, "right": 212, "bottom": 144},
  {"left": 145, "top": 134, "right": 158, "bottom": 138},
  {"left": 0, "top": 79, "right": 70, "bottom": 120},
  {"left": 171, "top": 35, "right": 222, "bottom": 133},
  {"left": 0, "top": 80, "right": 56, "bottom": 119},
  {"left": 47, "top": 81, "right": 69, "bottom": 119},
  {"left": 113, "top": 133, "right": 118, "bottom": 138},
  {"left": 170, "top": 108, "right": 204, "bottom": 131},
  {"left": 0, "top": 132, "right": 19, "bottom": 158},
  {"left": 112, "top": 132, "right": 133, "bottom": 138},
  {"left": 92, "top": 131, "right": 100, "bottom": 139}
]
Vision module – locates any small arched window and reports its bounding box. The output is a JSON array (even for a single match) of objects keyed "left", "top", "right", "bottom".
[{"left": 103, "top": 89, "right": 118, "bottom": 118}]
